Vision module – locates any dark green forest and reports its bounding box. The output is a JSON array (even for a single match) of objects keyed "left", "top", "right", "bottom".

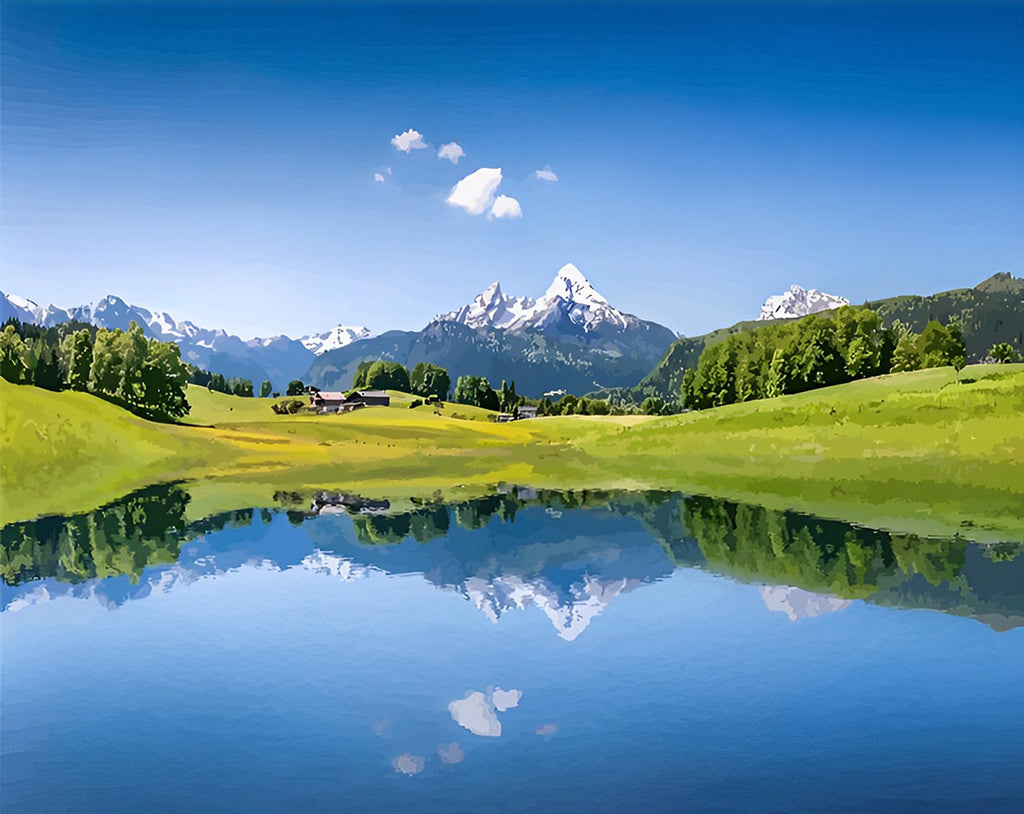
[{"left": 1, "top": 319, "right": 191, "bottom": 421}]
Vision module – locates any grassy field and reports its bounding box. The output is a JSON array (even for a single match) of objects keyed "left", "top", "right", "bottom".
[{"left": 3, "top": 366, "right": 1023, "bottom": 539}]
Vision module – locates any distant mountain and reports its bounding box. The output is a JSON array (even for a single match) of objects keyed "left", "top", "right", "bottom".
[
  {"left": 306, "top": 264, "right": 677, "bottom": 396},
  {"left": 1, "top": 291, "right": 315, "bottom": 391},
  {"left": 438, "top": 263, "right": 633, "bottom": 333},
  {"left": 758, "top": 285, "right": 849, "bottom": 320},
  {"left": 300, "top": 325, "right": 374, "bottom": 356},
  {"left": 613, "top": 273, "right": 1024, "bottom": 403}
]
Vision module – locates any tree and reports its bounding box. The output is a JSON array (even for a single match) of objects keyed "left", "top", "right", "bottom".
[
  {"left": 363, "top": 360, "right": 410, "bottom": 392},
  {"left": 62, "top": 329, "right": 93, "bottom": 391},
  {"left": 640, "top": 397, "right": 666, "bottom": 415},
  {"left": 31, "top": 339, "right": 63, "bottom": 391},
  {"left": 890, "top": 333, "right": 923, "bottom": 373},
  {"left": 287, "top": 379, "right": 306, "bottom": 396},
  {"left": 139, "top": 339, "right": 190, "bottom": 419},
  {"left": 351, "top": 361, "right": 373, "bottom": 389},
  {"left": 989, "top": 342, "right": 1019, "bottom": 363},
  {"left": 0, "top": 325, "right": 28, "bottom": 383},
  {"left": 116, "top": 321, "right": 149, "bottom": 407},
  {"left": 453, "top": 375, "right": 499, "bottom": 410},
  {"left": 89, "top": 328, "right": 124, "bottom": 397},
  {"left": 260, "top": 380, "right": 273, "bottom": 398},
  {"left": 410, "top": 362, "right": 450, "bottom": 399}
]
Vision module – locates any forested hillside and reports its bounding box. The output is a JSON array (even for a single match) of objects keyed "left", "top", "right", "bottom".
[{"left": 617, "top": 273, "right": 1023, "bottom": 403}]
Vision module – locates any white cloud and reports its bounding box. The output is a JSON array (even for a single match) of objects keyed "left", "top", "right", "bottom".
[
  {"left": 447, "top": 167, "right": 502, "bottom": 215},
  {"left": 374, "top": 173, "right": 387, "bottom": 183},
  {"left": 489, "top": 195, "right": 522, "bottom": 220},
  {"left": 491, "top": 688, "right": 522, "bottom": 712},
  {"left": 534, "top": 168, "right": 558, "bottom": 182},
  {"left": 392, "top": 754, "right": 425, "bottom": 776},
  {"left": 437, "top": 742, "right": 465, "bottom": 764},
  {"left": 448, "top": 687, "right": 522, "bottom": 737},
  {"left": 438, "top": 142, "right": 465, "bottom": 164},
  {"left": 391, "top": 129, "right": 427, "bottom": 153},
  {"left": 449, "top": 691, "right": 502, "bottom": 737}
]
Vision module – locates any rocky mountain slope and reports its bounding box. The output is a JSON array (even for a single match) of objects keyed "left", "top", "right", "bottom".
[{"left": 305, "top": 264, "right": 677, "bottom": 395}]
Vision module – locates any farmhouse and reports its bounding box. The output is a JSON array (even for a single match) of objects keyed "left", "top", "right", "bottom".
[
  {"left": 310, "top": 390, "right": 391, "bottom": 414},
  {"left": 515, "top": 406, "right": 538, "bottom": 420}
]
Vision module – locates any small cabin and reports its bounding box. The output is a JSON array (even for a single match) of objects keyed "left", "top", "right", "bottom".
[
  {"left": 311, "top": 391, "right": 347, "bottom": 413},
  {"left": 515, "top": 406, "right": 538, "bottom": 420},
  {"left": 310, "top": 389, "right": 390, "bottom": 414},
  {"left": 346, "top": 390, "right": 390, "bottom": 408}
]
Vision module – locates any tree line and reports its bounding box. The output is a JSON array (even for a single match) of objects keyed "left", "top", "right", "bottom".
[
  {"left": 0, "top": 318, "right": 190, "bottom": 421},
  {"left": 680, "top": 306, "right": 968, "bottom": 411},
  {"left": 350, "top": 360, "right": 452, "bottom": 400},
  {"left": 187, "top": 366, "right": 255, "bottom": 398}
]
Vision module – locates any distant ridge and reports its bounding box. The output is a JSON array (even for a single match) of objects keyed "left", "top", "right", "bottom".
[{"left": 612, "top": 273, "right": 1024, "bottom": 403}]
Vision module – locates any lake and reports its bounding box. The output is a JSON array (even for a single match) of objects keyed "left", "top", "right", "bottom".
[{"left": 3, "top": 485, "right": 1023, "bottom": 813}]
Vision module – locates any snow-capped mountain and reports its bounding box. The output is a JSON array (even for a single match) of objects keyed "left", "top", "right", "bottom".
[
  {"left": 1, "top": 290, "right": 315, "bottom": 390},
  {"left": 435, "top": 263, "right": 633, "bottom": 334},
  {"left": 760, "top": 586, "right": 852, "bottom": 621},
  {"left": 300, "top": 324, "right": 373, "bottom": 356},
  {"left": 758, "top": 285, "right": 849, "bottom": 320},
  {"left": 306, "top": 262, "right": 677, "bottom": 396},
  {"left": 461, "top": 573, "right": 641, "bottom": 641}
]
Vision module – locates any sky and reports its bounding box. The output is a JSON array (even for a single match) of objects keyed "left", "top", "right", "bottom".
[{"left": 2, "top": 1, "right": 1022, "bottom": 339}]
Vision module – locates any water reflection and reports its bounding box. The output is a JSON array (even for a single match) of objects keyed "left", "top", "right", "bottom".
[{"left": 3, "top": 483, "right": 1022, "bottom": 632}]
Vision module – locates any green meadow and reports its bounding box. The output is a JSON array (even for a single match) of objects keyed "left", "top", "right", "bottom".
[{"left": 2, "top": 365, "right": 1022, "bottom": 540}]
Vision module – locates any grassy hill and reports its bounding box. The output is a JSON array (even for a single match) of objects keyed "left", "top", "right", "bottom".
[
  {"left": 3, "top": 367, "right": 1023, "bottom": 539},
  {"left": 618, "top": 273, "right": 1024, "bottom": 403}
]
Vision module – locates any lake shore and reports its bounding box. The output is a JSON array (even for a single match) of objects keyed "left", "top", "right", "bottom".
[{"left": 3, "top": 365, "right": 1023, "bottom": 540}]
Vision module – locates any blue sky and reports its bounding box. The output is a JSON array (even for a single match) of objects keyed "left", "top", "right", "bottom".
[{"left": 2, "top": 1, "right": 1022, "bottom": 338}]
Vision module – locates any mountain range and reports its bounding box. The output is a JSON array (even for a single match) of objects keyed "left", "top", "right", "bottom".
[
  {"left": 5, "top": 270, "right": 1019, "bottom": 400},
  {"left": 1, "top": 291, "right": 344, "bottom": 391},
  {"left": 2, "top": 263, "right": 676, "bottom": 394},
  {"left": 304, "top": 263, "right": 679, "bottom": 395}
]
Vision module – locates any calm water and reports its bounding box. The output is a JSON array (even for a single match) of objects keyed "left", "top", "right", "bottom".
[{"left": 3, "top": 486, "right": 1023, "bottom": 813}]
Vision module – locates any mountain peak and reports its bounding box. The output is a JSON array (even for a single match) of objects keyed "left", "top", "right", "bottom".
[
  {"left": 975, "top": 272, "right": 1024, "bottom": 294},
  {"left": 758, "top": 285, "right": 849, "bottom": 321},
  {"left": 544, "top": 263, "right": 608, "bottom": 307}
]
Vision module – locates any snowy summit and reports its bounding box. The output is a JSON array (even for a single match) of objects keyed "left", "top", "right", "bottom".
[
  {"left": 758, "top": 285, "right": 849, "bottom": 320},
  {"left": 435, "top": 263, "right": 632, "bottom": 334}
]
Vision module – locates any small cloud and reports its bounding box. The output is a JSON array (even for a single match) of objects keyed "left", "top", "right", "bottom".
[
  {"left": 391, "top": 129, "right": 428, "bottom": 153},
  {"left": 437, "top": 742, "right": 465, "bottom": 764},
  {"left": 536, "top": 723, "right": 558, "bottom": 736},
  {"left": 438, "top": 142, "right": 465, "bottom": 164},
  {"left": 447, "top": 167, "right": 502, "bottom": 216},
  {"left": 392, "top": 754, "right": 425, "bottom": 776},
  {"left": 489, "top": 195, "right": 522, "bottom": 220},
  {"left": 374, "top": 173, "right": 387, "bottom": 183},
  {"left": 534, "top": 168, "right": 558, "bottom": 182},
  {"left": 492, "top": 688, "right": 522, "bottom": 712},
  {"left": 448, "top": 687, "right": 522, "bottom": 737},
  {"left": 449, "top": 691, "right": 502, "bottom": 737}
]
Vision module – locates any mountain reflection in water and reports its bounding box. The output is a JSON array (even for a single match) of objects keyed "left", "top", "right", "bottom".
[{"left": 3, "top": 483, "right": 1022, "bottom": 633}]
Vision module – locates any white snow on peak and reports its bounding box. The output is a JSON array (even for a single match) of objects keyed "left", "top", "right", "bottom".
[
  {"left": 758, "top": 285, "right": 849, "bottom": 321},
  {"left": 434, "top": 263, "right": 633, "bottom": 334},
  {"left": 299, "top": 324, "right": 374, "bottom": 355},
  {"left": 7, "top": 293, "right": 39, "bottom": 311},
  {"left": 544, "top": 263, "right": 609, "bottom": 308},
  {"left": 460, "top": 572, "right": 637, "bottom": 641},
  {"left": 760, "top": 586, "right": 853, "bottom": 621}
]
